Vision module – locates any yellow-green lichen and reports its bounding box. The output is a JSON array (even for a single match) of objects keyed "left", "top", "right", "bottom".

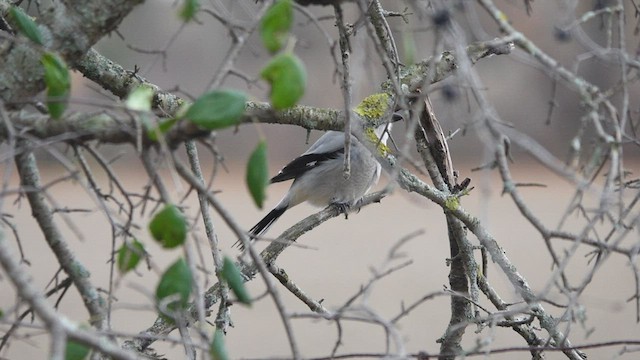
[
  {"left": 444, "top": 196, "right": 460, "bottom": 211},
  {"left": 364, "top": 127, "right": 391, "bottom": 156},
  {"left": 354, "top": 93, "right": 390, "bottom": 120}
]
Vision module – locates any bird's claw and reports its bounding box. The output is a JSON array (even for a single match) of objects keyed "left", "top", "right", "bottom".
[{"left": 333, "top": 203, "right": 350, "bottom": 219}]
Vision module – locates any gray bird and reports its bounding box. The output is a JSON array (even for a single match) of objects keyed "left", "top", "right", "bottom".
[{"left": 243, "top": 122, "right": 394, "bottom": 244}]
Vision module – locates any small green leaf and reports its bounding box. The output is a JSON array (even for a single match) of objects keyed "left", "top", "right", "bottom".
[
  {"left": 126, "top": 85, "right": 154, "bottom": 112},
  {"left": 260, "top": 53, "right": 306, "bottom": 109},
  {"left": 260, "top": 0, "right": 293, "bottom": 54},
  {"left": 65, "top": 340, "right": 90, "bottom": 360},
  {"left": 221, "top": 256, "right": 251, "bottom": 305},
  {"left": 155, "top": 258, "right": 193, "bottom": 319},
  {"left": 246, "top": 141, "right": 268, "bottom": 209},
  {"left": 157, "top": 118, "right": 178, "bottom": 133},
  {"left": 185, "top": 90, "right": 246, "bottom": 130},
  {"left": 126, "top": 86, "right": 157, "bottom": 140},
  {"left": 41, "top": 52, "right": 70, "bottom": 119},
  {"left": 147, "top": 117, "right": 179, "bottom": 142},
  {"left": 210, "top": 329, "right": 229, "bottom": 360},
  {"left": 402, "top": 29, "right": 415, "bottom": 66},
  {"left": 179, "top": 0, "right": 199, "bottom": 22},
  {"left": 9, "top": 6, "right": 43, "bottom": 45},
  {"left": 149, "top": 204, "right": 187, "bottom": 249},
  {"left": 116, "top": 239, "right": 145, "bottom": 274}
]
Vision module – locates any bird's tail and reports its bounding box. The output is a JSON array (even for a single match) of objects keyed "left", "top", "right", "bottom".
[
  {"left": 249, "top": 206, "right": 286, "bottom": 237},
  {"left": 236, "top": 206, "right": 287, "bottom": 249}
]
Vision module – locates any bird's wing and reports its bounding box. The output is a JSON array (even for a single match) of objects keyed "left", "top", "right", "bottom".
[
  {"left": 270, "top": 131, "right": 346, "bottom": 183},
  {"left": 270, "top": 149, "right": 344, "bottom": 183},
  {"left": 303, "top": 131, "right": 345, "bottom": 155}
]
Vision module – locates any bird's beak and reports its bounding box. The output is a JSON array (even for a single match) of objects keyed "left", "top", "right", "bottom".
[{"left": 391, "top": 110, "right": 406, "bottom": 123}]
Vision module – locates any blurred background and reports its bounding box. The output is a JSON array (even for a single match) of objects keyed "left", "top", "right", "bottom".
[{"left": 1, "top": 0, "right": 639, "bottom": 359}]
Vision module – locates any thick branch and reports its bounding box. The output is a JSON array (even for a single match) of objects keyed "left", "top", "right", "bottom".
[
  {"left": 0, "top": 103, "right": 343, "bottom": 146},
  {"left": 0, "top": 0, "right": 144, "bottom": 106},
  {"left": 15, "top": 144, "right": 107, "bottom": 329}
]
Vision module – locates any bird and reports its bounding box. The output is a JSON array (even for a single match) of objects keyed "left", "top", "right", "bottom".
[{"left": 239, "top": 122, "right": 394, "bottom": 248}]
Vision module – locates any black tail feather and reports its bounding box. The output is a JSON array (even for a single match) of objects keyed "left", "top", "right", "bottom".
[
  {"left": 249, "top": 207, "right": 287, "bottom": 236},
  {"left": 236, "top": 207, "right": 287, "bottom": 249}
]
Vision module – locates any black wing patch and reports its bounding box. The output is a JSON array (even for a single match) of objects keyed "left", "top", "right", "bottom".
[{"left": 270, "top": 149, "right": 344, "bottom": 183}]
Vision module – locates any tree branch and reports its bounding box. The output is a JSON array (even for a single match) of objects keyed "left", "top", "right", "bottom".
[
  {"left": 0, "top": 230, "right": 141, "bottom": 359},
  {"left": 15, "top": 142, "right": 107, "bottom": 331},
  {"left": 0, "top": 0, "right": 144, "bottom": 106}
]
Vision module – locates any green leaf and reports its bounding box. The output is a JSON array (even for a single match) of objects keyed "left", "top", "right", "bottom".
[
  {"left": 65, "top": 340, "right": 90, "bottom": 360},
  {"left": 260, "top": 0, "right": 293, "bottom": 54},
  {"left": 126, "top": 86, "right": 158, "bottom": 140},
  {"left": 155, "top": 258, "right": 193, "bottom": 319},
  {"left": 147, "top": 117, "right": 178, "bottom": 142},
  {"left": 149, "top": 204, "right": 187, "bottom": 249},
  {"left": 125, "top": 85, "right": 154, "bottom": 112},
  {"left": 210, "top": 329, "right": 229, "bottom": 360},
  {"left": 185, "top": 90, "right": 246, "bottom": 130},
  {"left": 116, "top": 239, "right": 145, "bottom": 274},
  {"left": 246, "top": 141, "right": 268, "bottom": 209},
  {"left": 260, "top": 53, "right": 306, "bottom": 109},
  {"left": 179, "top": 0, "right": 199, "bottom": 22},
  {"left": 402, "top": 29, "right": 415, "bottom": 66},
  {"left": 221, "top": 256, "right": 251, "bottom": 305},
  {"left": 9, "top": 6, "right": 43, "bottom": 45},
  {"left": 41, "top": 52, "right": 70, "bottom": 119}
]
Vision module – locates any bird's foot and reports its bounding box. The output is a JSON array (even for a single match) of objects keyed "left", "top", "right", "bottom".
[
  {"left": 353, "top": 198, "right": 366, "bottom": 213},
  {"left": 332, "top": 202, "right": 350, "bottom": 219}
]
